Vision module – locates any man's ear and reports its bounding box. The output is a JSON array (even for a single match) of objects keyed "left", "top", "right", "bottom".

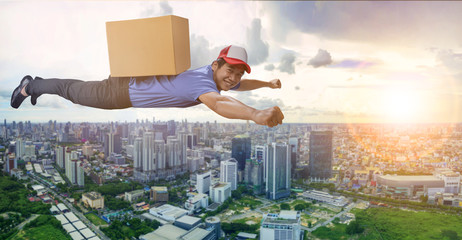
[{"left": 211, "top": 61, "right": 218, "bottom": 72}]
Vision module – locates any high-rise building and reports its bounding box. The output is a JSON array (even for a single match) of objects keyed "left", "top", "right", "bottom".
[
  {"left": 65, "top": 152, "right": 84, "bottom": 186},
  {"left": 153, "top": 123, "right": 168, "bottom": 141},
  {"left": 154, "top": 139, "right": 166, "bottom": 171},
  {"left": 231, "top": 135, "right": 251, "bottom": 172},
  {"left": 104, "top": 133, "right": 121, "bottom": 158},
  {"left": 55, "top": 146, "right": 66, "bottom": 169},
  {"left": 289, "top": 137, "right": 299, "bottom": 177},
  {"left": 196, "top": 171, "right": 211, "bottom": 194},
  {"left": 143, "top": 132, "right": 155, "bottom": 174},
  {"left": 220, "top": 158, "right": 238, "bottom": 191},
  {"left": 187, "top": 134, "right": 197, "bottom": 149},
  {"left": 133, "top": 137, "right": 143, "bottom": 171},
  {"left": 178, "top": 132, "right": 187, "bottom": 172},
  {"left": 15, "top": 138, "right": 24, "bottom": 160},
  {"left": 309, "top": 131, "right": 333, "bottom": 181},
  {"left": 245, "top": 159, "right": 264, "bottom": 195},
  {"left": 266, "top": 142, "right": 291, "bottom": 200},
  {"left": 255, "top": 145, "right": 266, "bottom": 180},
  {"left": 5, "top": 154, "right": 16, "bottom": 174},
  {"left": 167, "top": 136, "right": 180, "bottom": 169},
  {"left": 260, "top": 211, "right": 301, "bottom": 240}
]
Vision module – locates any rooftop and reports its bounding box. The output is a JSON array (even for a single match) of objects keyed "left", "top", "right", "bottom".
[
  {"left": 152, "top": 186, "right": 168, "bottom": 192},
  {"left": 181, "top": 227, "right": 211, "bottom": 240},
  {"left": 83, "top": 192, "right": 103, "bottom": 200},
  {"left": 176, "top": 215, "right": 201, "bottom": 226},
  {"left": 141, "top": 224, "right": 187, "bottom": 240}
]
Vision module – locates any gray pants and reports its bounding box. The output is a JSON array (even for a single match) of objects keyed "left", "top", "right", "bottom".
[{"left": 27, "top": 76, "right": 132, "bottom": 109}]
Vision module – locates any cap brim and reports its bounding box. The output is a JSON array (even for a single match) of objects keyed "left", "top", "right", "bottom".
[{"left": 223, "top": 57, "right": 251, "bottom": 73}]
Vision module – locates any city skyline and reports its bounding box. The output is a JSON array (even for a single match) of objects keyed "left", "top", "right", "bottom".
[{"left": 1, "top": 1, "right": 462, "bottom": 124}]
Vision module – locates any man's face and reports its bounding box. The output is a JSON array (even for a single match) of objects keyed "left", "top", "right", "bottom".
[{"left": 212, "top": 61, "right": 246, "bottom": 91}]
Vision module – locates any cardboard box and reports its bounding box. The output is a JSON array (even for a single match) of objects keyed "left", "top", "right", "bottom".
[{"left": 106, "top": 15, "right": 190, "bottom": 77}]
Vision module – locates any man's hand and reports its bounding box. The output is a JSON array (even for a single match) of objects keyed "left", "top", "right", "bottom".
[
  {"left": 252, "top": 106, "right": 284, "bottom": 128},
  {"left": 268, "top": 79, "right": 281, "bottom": 89}
]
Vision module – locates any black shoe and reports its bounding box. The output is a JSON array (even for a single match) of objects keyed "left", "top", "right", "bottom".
[
  {"left": 11, "top": 75, "right": 33, "bottom": 109},
  {"left": 31, "top": 76, "right": 43, "bottom": 106}
]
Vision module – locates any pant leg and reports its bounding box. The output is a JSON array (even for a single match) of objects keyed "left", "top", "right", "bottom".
[{"left": 27, "top": 76, "right": 132, "bottom": 109}]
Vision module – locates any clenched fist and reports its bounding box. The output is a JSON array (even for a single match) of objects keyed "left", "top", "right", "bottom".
[
  {"left": 253, "top": 106, "right": 284, "bottom": 128},
  {"left": 268, "top": 79, "right": 282, "bottom": 89}
]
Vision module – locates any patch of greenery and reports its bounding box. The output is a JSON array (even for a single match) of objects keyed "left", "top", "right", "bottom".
[
  {"left": 356, "top": 207, "right": 462, "bottom": 240},
  {"left": 0, "top": 176, "right": 50, "bottom": 218},
  {"left": 11, "top": 215, "right": 71, "bottom": 240},
  {"left": 101, "top": 217, "right": 160, "bottom": 240},
  {"left": 312, "top": 223, "right": 348, "bottom": 240},
  {"left": 85, "top": 213, "right": 107, "bottom": 226}
]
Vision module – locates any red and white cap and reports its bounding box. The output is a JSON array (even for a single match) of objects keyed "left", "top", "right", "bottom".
[{"left": 217, "top": 45, "right": 251, "bottom": 73}]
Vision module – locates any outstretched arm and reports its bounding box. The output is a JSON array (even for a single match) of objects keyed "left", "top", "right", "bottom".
[
  {"left": 235, "top": 79, "right": 281, "bottom": 91},
  {"left": 198, "top": 91, "right": 284, "bottom": 128}
]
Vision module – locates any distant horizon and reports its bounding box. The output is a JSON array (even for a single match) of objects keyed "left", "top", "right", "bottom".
[{"left": 3, "top": 119, "right": 462, "bottom": 126}]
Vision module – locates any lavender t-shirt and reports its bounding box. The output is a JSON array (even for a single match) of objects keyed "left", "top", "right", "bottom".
[{"left": 128, "top": 65, "right": 238, "bottom": 108}]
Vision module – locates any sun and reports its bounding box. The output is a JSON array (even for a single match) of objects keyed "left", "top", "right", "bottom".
[{"left": 381, "top": 88, "right": 422, "bottom": 122}]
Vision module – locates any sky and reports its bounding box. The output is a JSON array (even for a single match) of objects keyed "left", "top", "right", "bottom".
[{"left": 1, "top": 1, "right": 462, "bottom": 124}]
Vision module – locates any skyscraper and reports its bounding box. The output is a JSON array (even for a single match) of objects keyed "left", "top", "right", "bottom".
[
  {"left": 289, "top": 137, "right": 299, "bottom": 177},
  {"left": 255, "top": 145, "right": 266, "bottom": 180},
  {"left": 231, "top": 135, "right": 251, "bottom": 172},
  {"left": 142, "top": 132, "right": 155, "bottom": 174},
  {"left": 266, "top": 142, "right": 291, "bottom": 200},
  {"left": 133, "top": 137, "right": 143, "bottom": 171},
  {"left": 245, "top": 159, "right": 264, "bottom": 195},
  {"left": 104, "top": 132, "right": 121, "bottom": 158},
  {"left": 56, "top": 145, "right": 66, "bottom": 169},
  {"left": 220, "top": 158, "right": 238, "bottom": 191},
  {"left": 309, "top": 131, "right": 333, "bottom": 181},
  {"left": 166, "top": 136, "right": 179, "bottom": 169}
]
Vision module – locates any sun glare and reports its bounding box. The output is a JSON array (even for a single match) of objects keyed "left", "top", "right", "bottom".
[{"left": 381, "top": 88, "right": 422, "bottom": 122}]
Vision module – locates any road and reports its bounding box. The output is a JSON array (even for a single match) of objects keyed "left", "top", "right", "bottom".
[
  {"left": 29, "top": 173, "right": 110, "bottom": 240},
  {"left": 302, "top": 202, "right": 356, "bottom": 232},
  {"left": 16, "top": 214, "right": 39, "bottom": 230}
]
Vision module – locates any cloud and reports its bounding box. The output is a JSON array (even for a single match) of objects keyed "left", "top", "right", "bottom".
[
  {"left": 189, "top": 34, "right": 224, "bottom": 69},
  {"left": 264, "top": 2, "right": 462, "bottom": 46},
  {"left": 328, "top": 84, "right": 384, "bottom": 89},
  {"left": 265, "top": 64, "right": 275, "bottom": 71},
  {"left": 0, "top": 90, "right": 10, "bottom": 100},
  {"left": 159, "top": 1, "right": 173, "bottom": 15},
  {"left": 278, "top": 53, "right": 296, "bottom": 74},
  {"left": 233, "top": 92, "right": 284, "bottom": 109},
  {"left": 330, "top": 59, "right": 376, "bottom": 69},
  {"left": 436, "top": 49, "right": 462, "bottom": 74},
  {"left": 308, "top": 49, "right": 332, "bottom": 68},
  {"left": 140, "top": 1, "right": 173, "bottom": 18},
  {"left": 246, "top": 18, "right": 269, "bottom": 65}
]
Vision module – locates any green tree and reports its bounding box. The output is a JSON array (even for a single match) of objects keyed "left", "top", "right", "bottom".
[
  {"left": 294, "top": 204, "right": 306, "bottom": 211},
  {"left": 345, "top": 220, "right": 364, "bottom": 235},
  {"left": 280, "top": 203, "right": 291, "bottom": 210}
]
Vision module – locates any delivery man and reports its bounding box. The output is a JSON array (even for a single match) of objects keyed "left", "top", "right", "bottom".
[{"left": 11, "top": 45, "right": 284, "bottom": 127}]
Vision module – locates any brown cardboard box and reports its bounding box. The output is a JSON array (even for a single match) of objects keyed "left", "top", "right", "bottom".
[{"left": 106, "top": 15, "right": 190, "bottom": 77}]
